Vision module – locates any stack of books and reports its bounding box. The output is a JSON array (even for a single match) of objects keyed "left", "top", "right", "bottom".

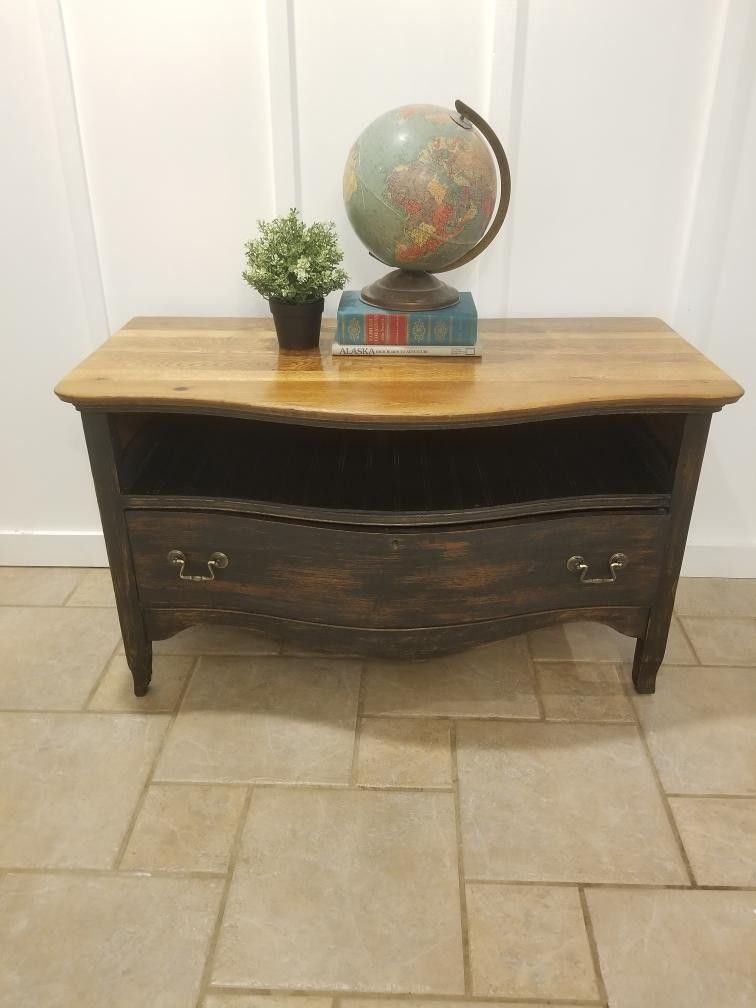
[{"left": 332, "top": 290, "right": 480, "bottom": 357}]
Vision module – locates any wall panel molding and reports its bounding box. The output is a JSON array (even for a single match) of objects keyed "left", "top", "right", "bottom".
[
  {"left": 477, "top": 0, "right": 527, "bottom": 316},
  {"left": 262, "top": 0, "right": 301, "bottom": 213},
  {"left": 36, "top": 0, "right": 110, "bottom": 346},
  {"left": 671, "top": 0, "right": 756, "bottom": 352}
]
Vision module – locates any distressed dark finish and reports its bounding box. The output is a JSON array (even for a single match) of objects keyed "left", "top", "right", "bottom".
[
  {"left": 81, "top": 412, "right": 152, "bottom": 696},
  {"left": 144, "top": 606, "right": 650, "bottom": 659},
  {"left": 128, "top": 509, "right": 667, "bottom": 628},
  {"left": 632, "top": 413, "right": 712, "bottom": 692},
  {"left": 57, "top": 316, "right": 743, "bottom": 696}
]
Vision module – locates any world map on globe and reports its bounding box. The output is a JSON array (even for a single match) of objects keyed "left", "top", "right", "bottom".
[{"left": 343, "top": 104, "right": 497, "bottom": 273}]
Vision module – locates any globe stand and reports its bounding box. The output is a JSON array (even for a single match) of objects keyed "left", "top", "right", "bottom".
[{"left": 361, "top": 269, "right": 459, "bottom": 312}]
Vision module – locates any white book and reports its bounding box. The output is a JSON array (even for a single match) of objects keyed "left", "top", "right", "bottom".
[{"left": 332, "top": 342, "right": 481, "bottom": 358}]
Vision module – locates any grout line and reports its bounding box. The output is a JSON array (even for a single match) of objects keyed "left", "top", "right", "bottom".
[
  {"left": 60, "top": 570, "right": 86, "bottom": 606},
  {"left": 0, "top": 703, "right": 714, "bottom": 731},
  {"left": 195, "top": 786, "right": 254, "bottom": 1008},
  {"left": 0, "top": 708, "right": 647, "bottom": 726},
  {"left": 59, "top": 603, "right": 117, "bottom": 609},
  {"left": 674, "top": 614, "right": 703, "bottom": 664},
  {"left": 279, "top": 651, "right": 362, "bottom": 660},
  {"left": 113, "top": 657, "right": 199, "bottom": 870},
  {"left": 617, "top": 662, "right": 642, "bottom": 710},
  {"left": 349, "top": 664, "right": 366, "bottom": 786},
  {"left": 151, "top": 778, "right": 351, "bottom": 790},
  {"left": 360, "top": 712, "right": 639, "bottom": 725},
  {"left": 0, "top": 866, "right": 232, "bottom": 880},
  {"left": 449, "top": 721, "right": 473, "bottom": 995},
  {"left": 75, "top": 707, "right": 182, "bottom": 716},
  {"left": 173, "top": 655, "right": 202, "bottom": 717},
  {"left": 672, "top": 614, "right": 756, "bottom": 622},
  {"left": 525, "top": 635, "right": 546, "bottom": 720},
  {"left": 150, "top": 779, "right": 455, "bottom": 793},
  {"left": 610, "top": 660, "right": 640, "bottom": 723},
  {"left": 632, "top": 723, "right": 697, "bottom": 886},
  {"left": 538, "top": 718, "right": 645, "bottom": 725},
  {"left": 359, "top": 713, "right": 542, "bottom": 723},
  {"left": 2, "top": 866, "right": 752, "bottom": 893},
  {"left": 0, "top": 708, "right": 174, "bottom": 716},
  {"left": 0, "top": 708, "right": 184, "bottom": 718},
  {"left": 133, "top": 779, "right": 251, "bottom": 789},
  {"left": 527, "top": 654, "right": 632, "bottom": 663},
  {"left": 205, "top": 987, "right": 606, "bottom": 1005},
  {"left": 578, "top": 886, "right": 609, "bottom": 1006},
  {"left": 665, "top": 792, "right": 756, "bottom": 800},
  {"left": 115, "top": 649, "right": 283, "bottom": 660},
  {"left": 0, "top": 601, "right": 116, "bottom": 608},
  {"left": 463, "top": 879, "right": 756, "bottom": 892},
  {"left": 82, "top": 641, "right": 121, "bottom": 710},
  {"left": 356, "top": 784, "right": 455, "bottom": 793}
]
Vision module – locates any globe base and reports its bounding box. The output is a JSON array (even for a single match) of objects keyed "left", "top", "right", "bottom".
[{"left": 361, "top": 269, "right": 460, "bottom": 312}]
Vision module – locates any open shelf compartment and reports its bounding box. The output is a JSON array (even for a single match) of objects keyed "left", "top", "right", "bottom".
[{"left": 114, "top": 412, "right": 680, "bottom": 519}]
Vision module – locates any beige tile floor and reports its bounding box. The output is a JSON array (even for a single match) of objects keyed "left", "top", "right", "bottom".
[{"left": 0, "top": 568, "right": 754, "bottom": 1008}]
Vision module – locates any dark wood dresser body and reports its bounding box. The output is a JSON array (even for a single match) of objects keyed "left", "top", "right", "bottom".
[{"left": 56, "top": 317, "right": 743, "bottom": 697}]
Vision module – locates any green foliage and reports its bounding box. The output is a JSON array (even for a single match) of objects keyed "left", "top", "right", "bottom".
[{"left": 243, "top": 208, "right": 349, "bottom": 304}]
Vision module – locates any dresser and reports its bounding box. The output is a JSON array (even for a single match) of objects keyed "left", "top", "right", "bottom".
[{"left": 55, "top": 316, "right": 743, "bottom": 697}]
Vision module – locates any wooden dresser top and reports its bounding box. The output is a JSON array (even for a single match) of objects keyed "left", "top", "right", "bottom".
[{"left": 55, "top": 316, "right": 743, "bottom": 425}]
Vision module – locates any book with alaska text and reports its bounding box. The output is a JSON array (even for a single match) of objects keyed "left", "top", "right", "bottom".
[
  {"left": 335, "top": 290, "right": 477, "bottom": 346},
  {"left": 332, "top": 342, "right": 480, "bottom": 357}
]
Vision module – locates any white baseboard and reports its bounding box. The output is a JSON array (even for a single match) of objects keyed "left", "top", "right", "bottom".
[
  {"left": 1, "top": 530, "right": 755, "bottom": 577},
  {"left": 681, "top": 543, "right": 756, "bottom": 577},
  {"left": 0, "top": 531, "right": 108, "bottom": 567}
]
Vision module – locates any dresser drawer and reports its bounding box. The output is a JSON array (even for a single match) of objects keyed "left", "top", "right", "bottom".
[{"left": 126, "top": 509, "right": 667, "bottom": 628}]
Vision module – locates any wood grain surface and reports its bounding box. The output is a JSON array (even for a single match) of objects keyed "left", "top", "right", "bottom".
[
  {"left": 55, "top": 316, "right": 744, "bottom": 425},
  {"left": 127, "top": 508, "right": 667, "bottom": 628}
]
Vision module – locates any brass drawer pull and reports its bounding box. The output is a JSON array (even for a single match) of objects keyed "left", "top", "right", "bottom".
[
  {"left": 167, "top": 549, "right": 229, "bottom": 582},
  {"left": 567, "top": 552, "right": 627, "bottom": 584}
]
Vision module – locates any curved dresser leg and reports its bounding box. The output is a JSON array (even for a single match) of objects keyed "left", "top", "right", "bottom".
[{"left": 125, "top": 639, "right": 153, "bottom": 696}]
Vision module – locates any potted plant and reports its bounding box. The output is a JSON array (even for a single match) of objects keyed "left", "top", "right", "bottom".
[{"left": 243, "top": 208, "right": 348, "bottom": 350}]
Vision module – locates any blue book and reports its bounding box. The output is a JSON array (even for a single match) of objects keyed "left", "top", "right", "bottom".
[{"left": 336, "top": 290, "right": 477, "bottom": 346}]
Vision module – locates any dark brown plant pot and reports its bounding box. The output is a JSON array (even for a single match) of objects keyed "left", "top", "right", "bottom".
[{"left": 269, "top": 297, "right": 324, "bottom": 350}]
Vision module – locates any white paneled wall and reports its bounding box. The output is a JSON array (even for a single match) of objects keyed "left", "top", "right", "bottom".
[
  {"left": 678, "top": 22, "right": 756, "bottom": 575},
  {"left": 1, "top": 0, "right": 754, "bottom": 572},
  {"left": 61, "top": 0, "right": 274, "bottom": 329},
  {"left": 292, "top": 0, "right": 504, "bottom": 312},
  {"left": 507, "top": 0, "right": 724, "bottom": 316},
  {"left": 0, "top": 0, "right": 104, "bottom": 563}
]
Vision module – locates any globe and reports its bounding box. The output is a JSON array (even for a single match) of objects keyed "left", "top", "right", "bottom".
[
  {"left": 343, "top": 100, "right": 509, "bottom": 310},
  {"left": 343, "top": 103, "right": 498, "bottom": 273}
]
